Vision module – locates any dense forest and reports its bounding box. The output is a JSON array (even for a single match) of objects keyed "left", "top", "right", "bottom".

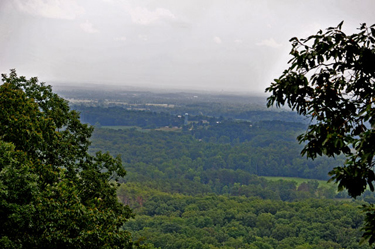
[
  {"left": 122, "top": 190, "right": 369, "bottom": 249},
  {"left": 90, "top": 125, "right": 339, "bottom": 182},
  {"left": 60, "top": 98, "right": 374, "bottom": 248},
  {"left": 82, "top": 106, "right": 341, "bottom": 181}
]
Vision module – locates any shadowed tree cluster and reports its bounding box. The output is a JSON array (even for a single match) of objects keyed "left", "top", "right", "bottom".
[{"left": 0, "top": 70, "right": 150, "bottom": 248}]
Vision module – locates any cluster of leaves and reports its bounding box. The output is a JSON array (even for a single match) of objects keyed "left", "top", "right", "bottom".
[
  {"left": 0, "top": 70, "right": 147, "bottom": 248},
  {"left": 266, "top": 22, "right": 375, "bottom": 245},
  {"left": 117, "top": 177, "right": 338, "bottom": 209}
]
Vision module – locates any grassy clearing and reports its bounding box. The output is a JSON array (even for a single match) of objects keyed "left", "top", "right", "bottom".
[
  {"left": 262, "top": 176, "right": 335, "bottom": 188},
  {"left": 101, "top": 125, "right": 139, "bottom": 130},
  {"left": 101, "top": 126, "right": 150, "bottom": 132},
  {"left": 155, "top": 127, "right": 182, "bottom": 132},
  {"left": 101, "top": 126, "right": 182, "bottom": 132}
]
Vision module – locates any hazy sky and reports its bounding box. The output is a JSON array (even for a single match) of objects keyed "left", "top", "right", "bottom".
[{"left": 1, "top": 0, "right": 374, "bottom": 94}]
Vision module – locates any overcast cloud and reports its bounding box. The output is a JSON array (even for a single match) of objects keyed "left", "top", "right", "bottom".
[{"left": 1, "top": 0, "right": 374, "bottom": 94}]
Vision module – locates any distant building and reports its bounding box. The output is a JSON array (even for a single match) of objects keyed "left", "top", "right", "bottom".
[{"left": 184, "top": 113, "right": 189, "bottom": 126}]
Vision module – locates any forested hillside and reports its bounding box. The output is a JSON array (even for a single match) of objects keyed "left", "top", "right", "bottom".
[
  {"left": 88, "top": 116, "right": 340, "bottom": 182},
  {"left": 69, "top": 103, "right": 374, "bottom": 248}
]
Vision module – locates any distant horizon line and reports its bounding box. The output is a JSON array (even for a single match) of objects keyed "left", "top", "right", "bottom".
[{"left": 49, "top": 80, "right": 269, "bottom": 97}]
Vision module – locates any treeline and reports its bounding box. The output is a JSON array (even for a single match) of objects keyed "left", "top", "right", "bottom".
[
  {"left": 76, "top": 106, "right": 184, "bottom": 128},
  {"left": 190, "top": 119, "right": 306, "bottom": 144},
  {"left": 90, "top": 125, "right": 341, "bottom": 181},
  {"left": 75, "top": 105, "right": 308, "bottom": 146},
  {"left": 117, "top": 174, "right": 338, "bottom": 204},
  {"left": 73, "top": 105, "right": 306, "bottom": 129}
]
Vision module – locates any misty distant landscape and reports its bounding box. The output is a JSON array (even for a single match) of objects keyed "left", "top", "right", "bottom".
[
  {"left": 52, "top": 85, "right": 372, "bottom": 248},
  {"left": 2, "top": 0, "right": 375, "bottom": 248}
]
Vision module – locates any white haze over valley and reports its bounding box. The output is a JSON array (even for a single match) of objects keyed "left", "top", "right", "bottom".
[{"left": 1, "top": 0, "right": 374, "bottom": 94}]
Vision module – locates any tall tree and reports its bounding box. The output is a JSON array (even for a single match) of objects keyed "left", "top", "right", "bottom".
[
  {"left": 266, "top": 22, "right": 375, "bottom": 244},
  {"left": 0, "top": 70, "right": 146, "bottom": 248}
]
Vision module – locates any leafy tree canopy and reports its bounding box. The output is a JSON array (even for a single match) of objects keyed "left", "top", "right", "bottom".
[
  {"left": 266, "top": 22, "right": 375, "bottom": 244},
  {"left": 0, "top": 70, "right": 146, "bottom": 248}
]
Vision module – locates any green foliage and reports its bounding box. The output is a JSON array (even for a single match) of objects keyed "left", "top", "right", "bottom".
[
  {"left": 0, "top": 70, "right": 145, "bottom": 248},
  {"left": 77, "top": 106, "right": 184, "bottom": 129},
  {"left": 121, "top": 190, "right": 370, "bottom": 249},
  {"left": 266, "top": 22, "right": 375, "bottom": 245},
  {"left": 91, "top": 122, "right": 341, "bottom": 183}
]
